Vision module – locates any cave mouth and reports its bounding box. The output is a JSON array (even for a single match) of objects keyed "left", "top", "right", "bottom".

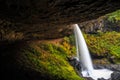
[{"left": 1, "top": 0, "right": 120, "bottom": 80}]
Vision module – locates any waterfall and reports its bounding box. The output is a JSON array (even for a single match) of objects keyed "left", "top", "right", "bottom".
[
  {"left": 73, "top": 24, "right": 113, "bottom": 80},
  {"left": 74, "top": 24, "right": 94, "bottom": 73}
]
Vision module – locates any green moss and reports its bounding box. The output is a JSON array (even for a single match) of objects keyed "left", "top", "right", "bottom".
[
  {"left": 19, "top": 41, "right": 84, "bottom": 80},
  {"left": 63, "top": 32, "right": 120, "bottom": 64},
  {"left": 84, "top": 32, "right": 120, "bottom": 63},
  {"left": 107, "top": 10, "right": 120, "bottom": 21}
]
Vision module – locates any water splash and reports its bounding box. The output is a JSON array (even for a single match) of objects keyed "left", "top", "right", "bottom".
[{"left": 73, "top": 24, "right": 113, "bottom": 80}]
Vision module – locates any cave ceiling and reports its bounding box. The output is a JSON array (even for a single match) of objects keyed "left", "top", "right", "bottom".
[{"left": 0, "top": 0, "right": 120, "bottom": 40}]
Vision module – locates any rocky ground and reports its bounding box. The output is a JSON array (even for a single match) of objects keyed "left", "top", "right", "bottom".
[{"left": 69, "top": 57, "right": 120, "bottom": 80}]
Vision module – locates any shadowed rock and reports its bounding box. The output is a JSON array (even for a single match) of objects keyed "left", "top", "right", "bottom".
[
  {"left": 0, "top": 0, "right": 120, "bottom": 40},
  {"left": 111, "top": 72, "right": 120, "bottom": 80}
]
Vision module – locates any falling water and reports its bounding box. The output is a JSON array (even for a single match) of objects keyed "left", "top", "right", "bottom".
[
  {"left": 73, "top": 24, "right": 113, "bottom": 80},
  {"left": 74, "top": 24, "right": 94, "bottom": 72}
]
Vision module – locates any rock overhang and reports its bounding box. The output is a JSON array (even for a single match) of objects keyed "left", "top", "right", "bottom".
[{"left": 0, "top": 0, "right": 120, "bottom": 40}]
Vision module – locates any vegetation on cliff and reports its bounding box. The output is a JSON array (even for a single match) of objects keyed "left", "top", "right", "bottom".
[
  {"left": 84, "top": 32, "right": 120, "bottom": 64},
  {"left": 63, "top": 31, "right": 120, "bottom": 64},
  {"left": 0, "top": 39, "right": 84, "bottom": 80},
  {"left": 107, "top": 10, "right": 120, "bottom": 21}
]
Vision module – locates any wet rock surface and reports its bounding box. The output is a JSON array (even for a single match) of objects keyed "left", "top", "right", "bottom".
[
  {"left": 111, "top": 72, "right": 120, "bottom": 80},
  {"left": 94, "top": 64, "right": 120, "bottom": 72}
]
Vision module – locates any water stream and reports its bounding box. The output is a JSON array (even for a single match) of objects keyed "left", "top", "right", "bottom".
[{"left": 73, "top": 24, "right": 113, "bottom": 80}]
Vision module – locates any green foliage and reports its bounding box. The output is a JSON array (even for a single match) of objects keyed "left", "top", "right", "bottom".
[
  {"left": 62, "top": 35, "right": 76, "bottom": 56},
  {"left": 84, "top": 32, "right": 120, "bottom": 63},
  {"left": 63, "top": 35, "right": 75, "bottom": 46},
  {"left": 62, "top": 31, "right": 120, "bottom": 63},
  {"left": 20, "top": 42, "right": 84, "bottom": 80},
  {"left": 39, "top": 43, "right": 67, "bottom": 58},
  {"left": 107, "top": 10, "right": 120, "bottom": 21}
]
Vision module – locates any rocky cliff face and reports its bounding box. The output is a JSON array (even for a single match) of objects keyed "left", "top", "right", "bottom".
[
  {"left": 0, "top": 0, "right": 120, "bottom": 40},
  {"left": 79, "top": 16, "right": 120, "bottom": 33}
]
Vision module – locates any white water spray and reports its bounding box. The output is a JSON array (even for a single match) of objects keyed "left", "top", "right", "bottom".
[{"left": 73, "top": 24, "right": 113, "bottom": 80}]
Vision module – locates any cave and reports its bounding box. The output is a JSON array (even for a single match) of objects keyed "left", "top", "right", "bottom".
[{"left": 0, "top": 0, "right": 120, "bottom": 80}]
